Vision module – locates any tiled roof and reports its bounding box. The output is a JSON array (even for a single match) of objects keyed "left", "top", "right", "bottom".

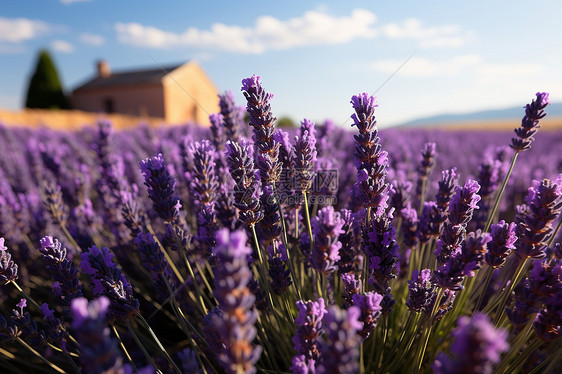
[{"left": 73, "top": 64, "right": 183, "bottom": 91}]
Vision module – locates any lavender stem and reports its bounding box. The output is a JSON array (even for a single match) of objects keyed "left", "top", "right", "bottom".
[{"left": 484, "top": 152, "right": 519, "bottom": 232}]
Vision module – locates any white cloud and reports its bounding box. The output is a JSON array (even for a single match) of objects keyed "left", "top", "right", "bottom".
[
  {"left": 115, "top": 8, "right": 377, "bottom": 53},
  {"left": 381, "top": 18, "right": 470, "bottom": 48},
  {"left": 60, "top": 0, "right": 91, "bottom": 4},
  {"left": 371, "top": 54, "right": 482, "bottom": 77},
  {"left": 79, "top": 33, "right": 104, "bottom": 46},
  {"left": 51, "top": 39, "right": 75, "bottom": 53},
  {"left": 0, "top": 17, "right": 50, "bottom": 43}
]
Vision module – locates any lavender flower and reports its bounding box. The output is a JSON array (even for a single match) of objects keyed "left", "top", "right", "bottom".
[
  {"left": 434, "top": 179, "right": 481, "bottom": 264},
  {"left": 291, "top": 355, "right": 316, "bottom": 374},
  {"left": 9, "top": 298, "right": 42, "bottom": 347},
  {"left": 336, "top": 209, "right": 360, "bottom": 275},
  {"left": 188, "top": 140, "right": 219, "bottom": 256},
  {"left": 364, "top": 209, "right": 399, "bottom": 313},
  {"left": 178, "top": 348, "right": 202, "bottom": 374},
  {"left": 460, "top": 230, "right": 491, "bottom": 277},
  {"left": 209, "top": 113, "right": 225, "bottom": 151},
  {"left": 134, "top": 232, "right": 168, "bottom": 275},
  {"left": 341, "top": 273, "right": 362, "bottom": 308},
  {"left": 351, "top": 93, "right": 391, "bottom": 215},
  {"left": 0, "top": 238, "right": 18, "bottom": 286},
  {"left": 511, "top": 92, "right": 550, "bottom": 152},
  {"left": 212, "top": 228, "right": 261, "bottom": 374},
  {"left": 40, "top": 303, "right": 68, "bottom": 353},
  {"left": 268, "top": 242, "right": 292, "bottom": 295},
  {"left": 38, "top": 236, "right": 82, "bottom": 305},
  {"left": 241, "top": 75, "right": 282, "bottom": 186},
  {"left": 352, "top": 292, "right": 383, "bottom": 339},
  {"left": 43, "top": 182, "right": 67, "bottom": 226},
  {"left": 310, "top": 206, "right": 344, "bottom": 274},
  {"left": 416, "top": 142, "right": 437, "bottom": 204},
  {"left": 219, "top": 90, "right": 244, "bottom": 142},
  {"left": 407, "top": 269, "right": 436, "bottom": 313},
  {"left": 317, "top": 306, "right": 363, "bottom": 374},
  {"left": 514, "top": 175, "right": 562, "bottom": 260},
  {"left": 71, "top": 297, "right": 125, "bottom": 374},
  {"left": 80, "top": 245, "right": 140, "bottom": 322},
  {"left": 433, "top": 313, "right": 509, "bottom": 374},
  {"left": 484, "top": 220, "right": 517, "bottom": 268},
  {"left": 225, "top": 140, "right": 264, "bottom": 227},
  {"left": 258, "top": 184, "right": 282, "bottom": 242},
  {"left": 139, "top": 153, "right": 182, "bottom": 224},
  {"left": 293, "top": 119, "right": 318, "bottom": 194},
  {"left": 293, "top": 298, "right": 326, "bottom": 362}
]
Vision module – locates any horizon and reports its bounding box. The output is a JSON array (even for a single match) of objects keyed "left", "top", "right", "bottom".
[{"left": 1, "top": 1, "right": 561, "bottom": 127}]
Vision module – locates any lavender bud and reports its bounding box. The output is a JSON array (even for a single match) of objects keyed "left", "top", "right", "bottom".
[
  {"left": 0, "top": 238, "right": 18, "bottom": 286},
  {"left": 293, "top": 298, "right": 326, "bottom": 361},
  {"left": 484, "top": 220, "right": 517, "bottom": 268},
  {"left": 212, "top": 228, "right": 262, "bottom": 374},
  {"left": 407, "top": 269, "right": 436, "bottom": 313},
  {"left": 433, "top": 313, "right": 509, "bottom": 374},
  {"left": 139, "top": 153, "right": 182, "bottom": 224},
  {"left": 310, "top": 206, "right": 344, "bottom": 274},
  {"left": 317, "top": 306, "right": 363, "bottom": 374},
  {"left": 511, "top": 92, "right": 550, "bottom": 152},
  {"left": 71, "top": 297, "right": 125, "bottom": 374},
  {"left": 39, "top": 236, "right": 82, "bottom": 305},
  {"left": 351, "top": 292, "right": 383, "bottom": 339}
]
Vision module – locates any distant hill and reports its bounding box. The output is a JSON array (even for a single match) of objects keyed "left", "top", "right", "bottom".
[{"left": 399, "top": 102, "right": 562, "bottom": 127}]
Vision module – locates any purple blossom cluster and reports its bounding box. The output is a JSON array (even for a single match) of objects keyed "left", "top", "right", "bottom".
[{"left": 0, "top": 78, "right": 560, "bottom": 373}]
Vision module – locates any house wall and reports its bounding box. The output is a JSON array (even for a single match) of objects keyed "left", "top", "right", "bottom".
[
  {"left": 71, "top": 84, "right": 165, "bottom": 119},
  {"left": 162, "top": 62, "right": 220, "bottom": 126}
]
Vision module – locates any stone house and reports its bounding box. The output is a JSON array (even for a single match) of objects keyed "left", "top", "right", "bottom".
[{"left": 71, "top": 60, "right": 218, "bottom": 125}]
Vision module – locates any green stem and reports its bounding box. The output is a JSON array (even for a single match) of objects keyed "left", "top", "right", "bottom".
[
  {"left": 126, "top": 318, "right": 161, "bottom": 372},
  {"left": 135, "top": 313, "right": 182, "bottom": 374},
  {"left": 484, "top": 152, "right": 519, "bottom": 233},
  {"left": 146, "top": 223, "right": 185, "bottom": 284},
  {"left": 16, "top": 337, "right": 66, "bottom": 374},
  {"left": 418, "top": 177, "right": 427, "bottom": 217},
  {"left": 473, "top": 266, "right": 494, "bottom": 313},
  {"left": 111, "top": 325, "right": 137, "bottom": 371},
  {"left": 61, "top": 224, "right": 82, "bottom": 253},
  {"left": 303, "top": 192, "right": 314, "bottom": 254},
  {"left": 493, "top": 258, "right": 528, "bottom": 325},
  {"left": 415, "top": 288, "right": 443, "bottom": 372}
]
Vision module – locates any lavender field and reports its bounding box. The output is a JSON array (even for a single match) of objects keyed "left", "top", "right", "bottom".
[{"left": 0, "top": 76, "right": 561, "bottom": 373}]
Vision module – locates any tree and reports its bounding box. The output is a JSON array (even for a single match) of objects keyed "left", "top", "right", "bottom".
[
  {"left": 276, "top": 116, "right": 297, "bottom": 128},
  {"left": 25, "top": 49, "right": 69, "bottom": 109}
]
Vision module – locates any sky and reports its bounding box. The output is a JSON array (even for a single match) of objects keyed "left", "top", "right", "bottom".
[{"left": 1, "top": 0, "right": 562, "bottom": 127}]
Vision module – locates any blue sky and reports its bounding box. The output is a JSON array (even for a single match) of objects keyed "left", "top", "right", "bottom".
[{"left": 1, "top": 0, "right": 561, "bottom": 127}]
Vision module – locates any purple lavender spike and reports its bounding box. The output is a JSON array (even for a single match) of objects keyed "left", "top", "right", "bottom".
[
  {"left": 484, "top": 220, "right": 517, "bottom": 268},
  {"left": 0, "top": 238, "right": 18, "bottom": 286},
  {"left": 71, "top": 297, "right": 126, "bottom": 374},
  {"left": 80, "top": 245, "right": 140, "bottom": 323},
  {"left": 511, "top": 92, "right": 550, "bottom": 152},
  {"left": 310, "top": 206, "right": 344, "bottom": 274},
  {"left": 139, "top": 153, "right": 182, "bottom": 224},
  {"left": 293, "top": 298, "right": 326, "bottom": 365},
  {"left": 317, "top": 305, "right": 363, "bottom": 374},
  {"left": 39, "top": 236, "right": 83, "bottom": 305},
  {"left": 433, "top": 313, "right": 509, "bottom": 374},
  {"left": 514, "top": 175, "right": 562, "bottom": 260},
  {"left": 212, "top": 228, "right": 261, "bottom": 374}
]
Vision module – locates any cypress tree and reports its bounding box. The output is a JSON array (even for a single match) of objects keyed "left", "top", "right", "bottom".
[{"left": 25, "top": 49, "right": 70, "bottom": 109}]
